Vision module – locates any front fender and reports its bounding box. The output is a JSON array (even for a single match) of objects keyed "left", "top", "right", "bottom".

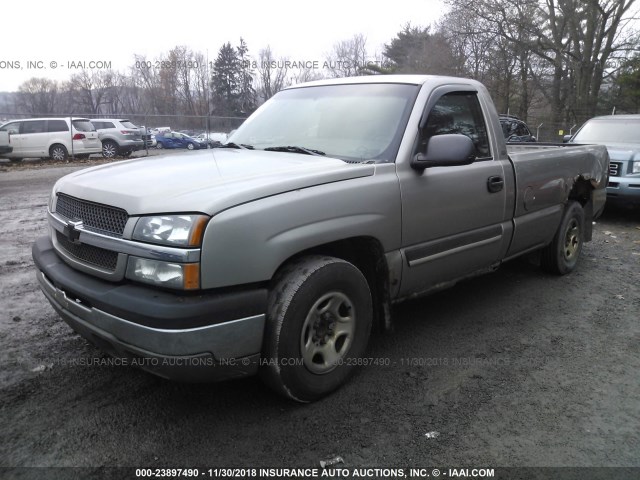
[{"left": 200, "top": 164, "right": 401, "bottom": 289}]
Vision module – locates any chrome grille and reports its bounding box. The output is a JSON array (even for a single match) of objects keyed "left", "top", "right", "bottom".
[
  {"left": 56, "top": 231, "right": 118, "bottom": 271},
  {"left": 56, "top": 194, "right": 128, "bottom": 237},
  {"left": 609, "top": 162, "right": 621, "bottom": 177}
]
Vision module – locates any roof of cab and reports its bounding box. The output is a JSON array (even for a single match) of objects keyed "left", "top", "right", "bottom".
[{"left": 285, "top": 74, "right": 482, "bottom": 89}]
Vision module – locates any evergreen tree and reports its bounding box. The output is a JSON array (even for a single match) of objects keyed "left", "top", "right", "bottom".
[{"left": 210, "top": 39, "right": 256, "bottom": 116}]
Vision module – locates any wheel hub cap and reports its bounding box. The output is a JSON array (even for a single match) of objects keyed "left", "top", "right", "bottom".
[
  {"left": 301, "top": 292, "right": 355, "bottom": 374},
  {"left": 564, "top": 220, "right": 580, "bottom": 260}
]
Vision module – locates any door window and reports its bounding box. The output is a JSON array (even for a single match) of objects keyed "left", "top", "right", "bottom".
[
  {"left": 21, "top": 120, "right": 46, "bottom": 134},
  {"left": 420, "top": 92, "right": 491, "bottom": 159}
]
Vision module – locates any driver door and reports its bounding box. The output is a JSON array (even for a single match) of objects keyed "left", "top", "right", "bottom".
[{"left": 397, "top": 87, "right": 512, "bottom": 297}]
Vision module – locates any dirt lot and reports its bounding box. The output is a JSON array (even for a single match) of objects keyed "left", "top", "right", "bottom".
[{"left": 0, "top": 157, "right": 639, "bottom": 476}]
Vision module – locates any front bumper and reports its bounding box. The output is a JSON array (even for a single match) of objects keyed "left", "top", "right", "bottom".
[
  {"left": 607, "top": 178, "right": 640, "bottom": 205},
  {"left": 32, "top": 235, "right": 267, "bottom": 381}
]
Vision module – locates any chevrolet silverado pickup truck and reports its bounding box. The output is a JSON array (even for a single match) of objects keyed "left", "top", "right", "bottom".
[{"left": 32, "top": 75, "right": 609, "bottom": 402}]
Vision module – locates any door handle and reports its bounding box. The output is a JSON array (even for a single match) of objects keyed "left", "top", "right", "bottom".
[{"left": 487, "top": 176, "right": 504, "bottom": 193}]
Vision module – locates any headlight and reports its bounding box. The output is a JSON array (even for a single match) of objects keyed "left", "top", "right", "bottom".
[
  {"left": 133, "top": 214, "right": 208, "bottom": 247},
  {"left": 633, "top": 161, "right": 640, "bottom": 174},
  {"left": 126, "top": 256, "right": 199, "bottom": 290}
]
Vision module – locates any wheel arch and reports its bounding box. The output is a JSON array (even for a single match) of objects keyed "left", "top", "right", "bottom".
[
  {"left": 568, "top": 176, "right": 594, "bottom": 241},
  {"left": 271, "top": 236, "right": 392, "bottom": 333}
]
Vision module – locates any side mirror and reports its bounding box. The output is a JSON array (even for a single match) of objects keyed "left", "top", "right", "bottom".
[
  {"left": 563, "top": 135, "right": 572, "bottom": 143},
  {"left": 411, "top": 134, "right": 476, "bottom": 170}
]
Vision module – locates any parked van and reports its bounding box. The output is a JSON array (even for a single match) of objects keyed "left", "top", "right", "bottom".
[{"left": 0, "top": 117, "right": 102, "bottom": 161}]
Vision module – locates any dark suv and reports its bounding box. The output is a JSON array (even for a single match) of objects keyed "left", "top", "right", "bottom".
[
  {"left": 499, "top": 115, "right": 536, "bottom": 142},
  {"left": 91, "top": 118, "right": 145, "bottom": 158}
]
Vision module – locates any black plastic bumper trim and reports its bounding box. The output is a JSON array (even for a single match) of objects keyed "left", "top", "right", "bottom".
[{"left": 32, "top": 235, "right": 267, "bottom": 330}]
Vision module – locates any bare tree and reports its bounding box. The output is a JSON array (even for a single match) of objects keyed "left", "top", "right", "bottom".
[
  {"left": 256, "top": 46, "right": 290, "bottom": 102},
  {"left": 325, "top": 34, "right": 368, "bottom": 78},
  {"left": 16, "top": 78, "right": 59, "bottom": 115},
  {"left": 67, "top": 70, "right": 114, "bottom": 114},
  {"left": 446, "top": 0, "right": 638, "bottom": 125}
]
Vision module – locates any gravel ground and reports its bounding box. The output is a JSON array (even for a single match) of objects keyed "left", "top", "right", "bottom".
[{"left": 0, "top": 158, "right": 638, "bottom": 477}]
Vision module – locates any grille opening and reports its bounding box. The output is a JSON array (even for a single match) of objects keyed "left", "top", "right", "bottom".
[
  {"left": 56, "top": 231, "right": 118, "bottom": 271},
  {"left": 609, "top": 162, "right": 621, "bottom": 177},
  {"left": 56, "top": 193, "right": 128, "bottom": 237}
]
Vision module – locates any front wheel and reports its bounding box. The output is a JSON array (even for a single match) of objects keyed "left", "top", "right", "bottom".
[
  {"left": 260, "top": 255, "right": 372, "bottom": 402},
  {"left": 187, "top": 143, "right": 195, "bottom": 150},
  {"left": 156, "top": 142, "right": 164, "bottom": 149},
  {"left": 541, "top": 201, "right": 585, "bottom": 275},
  {"left": 102, "top": 140, "right": 118, "bottom": 158}
]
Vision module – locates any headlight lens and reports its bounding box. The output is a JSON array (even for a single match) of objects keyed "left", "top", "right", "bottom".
[
  {"left": 632, "top": 161, "right": 640, "bottom": 174},
  {"left": 126, "top": 257, "right": 199, "bottom": 290},
  {"left": 133, "top": 214, "right": 208, "bottom": 247}
]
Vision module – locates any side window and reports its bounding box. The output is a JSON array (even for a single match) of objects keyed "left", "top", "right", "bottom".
[
  {"left": 104, "top": 122, "right": 115, "bottom": 129},
  {"left": 421, "top": 92, "right": 491, "bottom": 158},
  {"left": 48, "top": 119, "right": 69, "bottom": 132},
  {"left": 21, "top": 120, "right": 46, "bottom": 134},
  {"left": 0, "top": 122, "right": 20, "bottom": 134}
]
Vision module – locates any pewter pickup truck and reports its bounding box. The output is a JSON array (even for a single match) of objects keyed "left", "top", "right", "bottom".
[{"left": 33, "top": 75, "right": 608, "bottom": 402}]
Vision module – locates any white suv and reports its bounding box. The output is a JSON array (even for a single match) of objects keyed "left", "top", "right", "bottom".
[
  {"left": 91, "top": 118, "right": 145, "bottom": 158},
  {"left": 0, "top": 117, "right": 102, "bottom": 161}
]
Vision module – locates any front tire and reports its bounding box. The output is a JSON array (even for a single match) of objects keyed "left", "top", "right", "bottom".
[
  {"left": 156, "top": 142, "right": 164, "bottom": 149},
  {"left": 260, "top": 255, "right": 372, "bottom": 402},
  {"left": 541, "top": 201, "right": 585, "bottom": 275},
  {"left": 102, "top": 140, "right": 118, "bottom": 158},
  {"left": 49, "top": 144, "right": 68, "bottom": 161}
]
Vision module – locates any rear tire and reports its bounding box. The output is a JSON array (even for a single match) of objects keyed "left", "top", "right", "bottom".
[
  {"left": 49, "top": 144, "right": 68, "bottom": 161},
  {"left": 187, "top": 143, "right": 195, "bottom": 150},
  {"left": 541, "top": 201, "right": 585, "bottom": 275},
  {"left": 156, "top": 143, "right": 164, "bottom": 149},
  {"left": 260, "top": 255, "right": 372, "bottom": 402}
]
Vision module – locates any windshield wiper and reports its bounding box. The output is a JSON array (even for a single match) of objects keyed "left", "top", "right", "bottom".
[
  {"left": 263, "top": 146, "right": 326, "bottom": 156},
  {"left": 214, "top": 142, "right": 254, "bottom": 150}
]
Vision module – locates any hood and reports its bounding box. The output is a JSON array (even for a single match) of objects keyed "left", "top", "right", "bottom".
[
  {"left": 604, "top": 143, "right": 640, "bottom": 162},
  {"left": 53, "top": 149, "right": 375, "bottom": 216}
]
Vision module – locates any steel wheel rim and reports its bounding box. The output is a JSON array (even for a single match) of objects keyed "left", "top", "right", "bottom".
[
  {"left": 187, "top": 143, "right": 194, "bottom": 150},
  {"left": 563, "top": 219, "right": 580, "bottom": 261},
  {"left": 300, "top": 291, "right": 355, "bottom": 375}
]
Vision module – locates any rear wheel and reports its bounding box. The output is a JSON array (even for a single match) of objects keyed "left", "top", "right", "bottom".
[
  {"left": 260, "top": 255, "right": 372, "bottom": 402},
  {"left": 541, "top": 201, "right": 585, "bottom": 275},
  {"left": 187, "top": 143, "right": 195, "bottom": 150},
  {"left": 49, "top": 144, "right": 68, "bottom": 161},
  {"left": 156, "top": 142, "right": 164, "bottom": 149}
]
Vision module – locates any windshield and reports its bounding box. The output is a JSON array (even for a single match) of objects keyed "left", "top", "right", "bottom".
[
  {"left": 572, "top": 118, "right": 640, "bottom": 144},
  {"left": 228, "top": 83, "right": 419, "bottom": 162}
]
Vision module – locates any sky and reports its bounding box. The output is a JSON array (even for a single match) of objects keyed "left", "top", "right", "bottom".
[{"left": 0, "top": 0, "right": 448, "bottom": 92}]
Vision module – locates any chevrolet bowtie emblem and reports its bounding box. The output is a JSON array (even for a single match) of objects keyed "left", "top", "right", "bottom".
[{"left": 63, "top": 219, "right": 83, "bottom": 244}]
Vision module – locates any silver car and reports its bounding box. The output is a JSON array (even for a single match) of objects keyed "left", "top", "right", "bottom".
[{"left": 91, "top": 119, "right": 145, "bottom": 158}]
